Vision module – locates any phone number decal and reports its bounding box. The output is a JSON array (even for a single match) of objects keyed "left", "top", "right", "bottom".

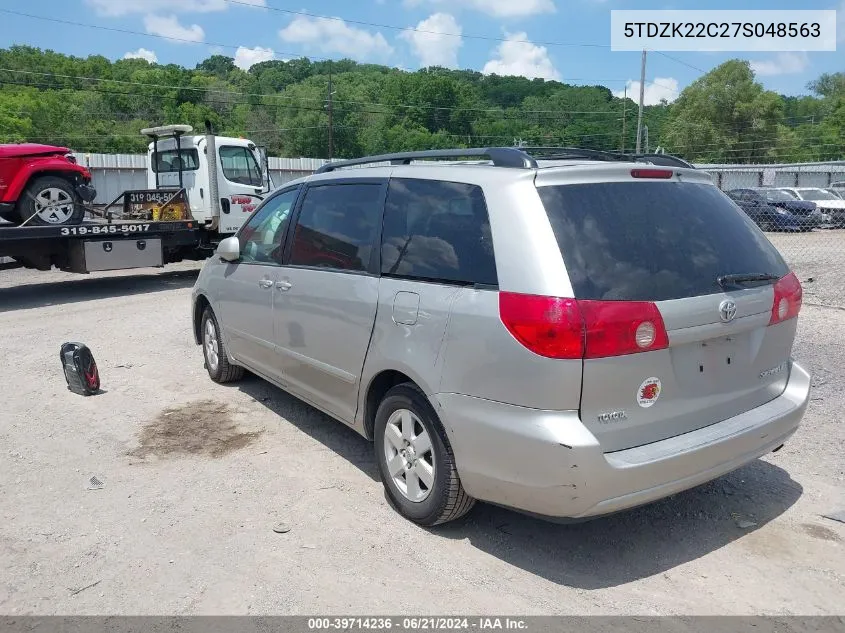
[{"left": 60, "top": 224, "right": 151, "bottom": 236}]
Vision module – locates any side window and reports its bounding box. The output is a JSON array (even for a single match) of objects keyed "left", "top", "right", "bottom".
[
  {"left": 237, "top": 188, "right": 298, "bottom": 265},
  {"left": 288, "top": 183, "right": 383, "bottom": 272},
  {"left": 381, "top": 179, "right": 497, "bottom": 287},
  {"left": 220, "top": 146, "right": 262, "bottom": 186}
]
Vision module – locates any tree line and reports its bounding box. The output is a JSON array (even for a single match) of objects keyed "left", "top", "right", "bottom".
[{"left": 0, "top": 45, "right": 842, "bottom": 163}]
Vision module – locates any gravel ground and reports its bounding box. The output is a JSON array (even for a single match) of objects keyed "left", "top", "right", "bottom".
[
  {"left": 0, "top": 260, "right": 843, "bottom": 616},
  {"left": 768, "top": 229, "right": 845, "bottom": 309}
]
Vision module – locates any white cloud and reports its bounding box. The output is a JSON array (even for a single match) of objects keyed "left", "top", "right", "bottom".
[
  {"left": 279, "top": 15, "right": 393, "bottom": 60},
  {"left": 400, "top": 13, "right": 462, "bottom": 68},
  {"left": 613, "top": 77, "right": 679, "bottom": 105},
  {"left": 234, "top": 45, "right": 275, "bottom": 69},
  {"left": 749, "top": 52, "right": 810, "bottom": 77},
  {"left": 482, "top": 32, "right": 560, "bottom": 81},
  {"left": 86, "top": 0, "right": 265, "bottom": 16},
  {"left": 123, "top": 48, "right": 158, "bottom": 63},
  {"left": 404, "top": 0, "right": 554, "bottom": 18},
  {"left": 144, "top": 14, "right": 205, "bottom": 43}
]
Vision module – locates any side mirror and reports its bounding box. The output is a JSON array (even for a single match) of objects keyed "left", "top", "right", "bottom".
[{"left": 217, "top": 236, "right": 240, "bottom": 262}]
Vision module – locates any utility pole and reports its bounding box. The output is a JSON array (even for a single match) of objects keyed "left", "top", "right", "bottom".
[
  {"left": 635, "top": 49, "right": 647, "bottom": 154},
  {"left": 326, "top": 65, "right": 334, "bottom": 161},
  {"left": 620, "top": 85, "right": 627, "bottom": 153}
]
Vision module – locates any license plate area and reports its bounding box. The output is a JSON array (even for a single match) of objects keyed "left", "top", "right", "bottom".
[{"left": 695, "top": 335, "right": 748, "bottom": 383}]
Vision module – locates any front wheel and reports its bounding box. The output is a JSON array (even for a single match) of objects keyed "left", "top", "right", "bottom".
[
  {"left": 201, "top": 307, "right": 244, "bottom": 383},
  {"left": 375, "top": 383, "right": 475, "bottom": 526},
  {"left": 16, "top": 176, "right": 85, "bottom": 226}
]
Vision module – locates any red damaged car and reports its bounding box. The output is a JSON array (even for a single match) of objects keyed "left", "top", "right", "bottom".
[{"left": 0, "top": 143, "right": 96, "bottom": 226}]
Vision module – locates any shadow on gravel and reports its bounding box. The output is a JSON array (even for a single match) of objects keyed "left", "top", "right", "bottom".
[
  {"left": 225, "top": 373, "right": 802, "bottom": 589},
  {"left": 0, "top": 269, "right": 199, "bottom": 312},
  {"left": 436, "top": 459, "right": 802, "bottom": 589},
  {"left": 233, "top": 374, "right": 380, "bottom": 481}
]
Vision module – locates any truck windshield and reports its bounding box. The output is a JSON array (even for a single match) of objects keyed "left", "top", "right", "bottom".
[{"left": 152, "top": 149, "right": 200, "bottom": 173}]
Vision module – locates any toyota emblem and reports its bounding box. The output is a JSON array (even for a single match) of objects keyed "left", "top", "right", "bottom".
[{"left": 719, "top": 299, "right": 737, "bottom": 323}]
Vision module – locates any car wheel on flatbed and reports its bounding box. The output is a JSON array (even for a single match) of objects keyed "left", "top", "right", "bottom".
[
  {"left": 201, "top": 307, "right": 244, "bottom": 383},
  {"left": 375, "top": 383, "right": 475, "bottom": 526},
  {"left": 16, "top": 176, "right": 85, "bottom": 226}
]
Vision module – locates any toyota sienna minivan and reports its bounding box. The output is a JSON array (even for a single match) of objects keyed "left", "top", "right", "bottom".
[{"left": 192, "top": 147, "right": 810, "bottom": 526}]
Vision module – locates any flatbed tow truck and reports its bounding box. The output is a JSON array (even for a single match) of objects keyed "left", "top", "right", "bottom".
[{"left": 0, "top": 123, "right": 270, "bottom": 274}]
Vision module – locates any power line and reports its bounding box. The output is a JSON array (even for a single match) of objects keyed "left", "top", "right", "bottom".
[
  {"left": 226, "top": 0, "right": 611, "bottom": 49},
  {"left": 652, "top": 51, "right": 707, "bottom": 75},
  {"left": 0, "top": 8, "right": 686, "bottom": 95},
  {"left": 0, "top": 69, "right": 645, "bottom": 117}
]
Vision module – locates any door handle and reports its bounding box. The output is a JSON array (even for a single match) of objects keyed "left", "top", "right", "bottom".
[
  {"left": 258, "top": 279, "right": 273, "bottom": 289},
  {"left": 276, "top": 280, "right": 292, "bottom": 291}
]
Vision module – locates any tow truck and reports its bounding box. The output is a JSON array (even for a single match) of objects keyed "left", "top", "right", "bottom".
[{"left": 0, "top": 123, "right": 272, "bottom": 274}]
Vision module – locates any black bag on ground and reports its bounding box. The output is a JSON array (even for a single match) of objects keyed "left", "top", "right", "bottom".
[{"left": 60, "top": 342, "right": 100, "bottom": 396}]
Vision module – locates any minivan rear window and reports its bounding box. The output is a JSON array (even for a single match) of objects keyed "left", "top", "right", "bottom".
[{"left": 537, "top": 182, "right": 789, "bottom": 301}]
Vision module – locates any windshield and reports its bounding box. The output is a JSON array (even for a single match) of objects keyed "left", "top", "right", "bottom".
[
  {"left": 152, "top": 149, "right": 200, "bottom": 173},
  {"left": 799, "top": 189, "right": 838, "bottom": 201},
  {"left": 537, "top": 181, "right": 789, "bottom": 302},
  {"left": 759, "top": 189, "right": 798, "bottom": 202}
]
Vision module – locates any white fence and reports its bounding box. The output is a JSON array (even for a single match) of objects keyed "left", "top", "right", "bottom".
[{"left": 77, "top": 153, "right": 329, "bottom": 205}]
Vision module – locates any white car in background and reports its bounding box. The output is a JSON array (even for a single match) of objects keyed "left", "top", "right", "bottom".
[{"left": 779, "top": 187, "right": 845, "bottom": 228}]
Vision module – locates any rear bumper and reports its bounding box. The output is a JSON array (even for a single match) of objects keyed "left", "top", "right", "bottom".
[{"left": 437, "top": 360, "right": 810, "bottom": 519}]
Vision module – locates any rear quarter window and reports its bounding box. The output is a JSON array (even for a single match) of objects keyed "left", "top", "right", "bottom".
[
  {"left": 381, "top": 178, "right": 497, "bottom": 286},
  {"left": 537, "top": 181, "right": 789, "bottom": 301}
]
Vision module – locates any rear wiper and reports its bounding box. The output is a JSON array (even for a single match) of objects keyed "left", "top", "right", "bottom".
[{"left": 717, "top": 272, "right": 780, "bottom": 287}]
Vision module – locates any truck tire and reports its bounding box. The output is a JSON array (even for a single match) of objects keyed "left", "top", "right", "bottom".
[{"left": 16, "top": 176, "right": 85, "bottom": 226}]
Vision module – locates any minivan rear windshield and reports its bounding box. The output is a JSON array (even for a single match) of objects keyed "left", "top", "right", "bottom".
[{"left": 537, "top": 181, "right": 789, "bottom": 301}]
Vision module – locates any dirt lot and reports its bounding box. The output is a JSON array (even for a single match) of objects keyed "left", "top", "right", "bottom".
[{"left": 0, "top": 259, "right": 843, "bottom": 616}]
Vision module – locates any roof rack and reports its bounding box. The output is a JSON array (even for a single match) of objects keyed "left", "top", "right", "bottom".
[
  {"left": 518, "top": 147, "right": 630, "bottom": 162},
  {"left": 314, "top": 146, "right": 693, "bottom": 173},
  {"left": 315, "top": 148, "right": 537, "bottom": 173},
  {"left": 523, "top": 147, "right": 695, "bottom": 169},
  {"left": 626, "top": 153, "right": 695, "bottom": 169}
]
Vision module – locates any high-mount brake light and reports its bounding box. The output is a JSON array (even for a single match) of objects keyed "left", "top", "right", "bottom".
[{"left": 630, "top": 168, "right": 672, "bottom": 179}]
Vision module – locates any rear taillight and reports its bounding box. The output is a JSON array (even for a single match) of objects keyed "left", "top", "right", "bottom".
[
  {"left": 499, "top": 292, "right": 584, "bottom": 359},
  {"left": 578, "top": 300, "right": 669, "bottom": 358},
  {"left": 630, "top": 168, "right": 673, "bottom": 179},
  {"left": 499, "top": 293, "right": 669, "bottom": 360},
  {"left": 769, "top": 272, "right": 802, "bottom": 325}
]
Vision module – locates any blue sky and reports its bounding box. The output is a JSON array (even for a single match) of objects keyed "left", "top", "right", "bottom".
[{"left": 0, "top": 0, "right": 842, "bottom": 102}]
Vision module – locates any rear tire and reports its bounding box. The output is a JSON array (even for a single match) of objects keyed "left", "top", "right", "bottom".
[
  {"left": 201, "top": 307, "right": 244, "bottom": 384},
  {"left": 375, "top": 383, "right": 475, "bottom": 526},
  {"left": 16, "top": 176, "right": 85, "bottom": 226}
]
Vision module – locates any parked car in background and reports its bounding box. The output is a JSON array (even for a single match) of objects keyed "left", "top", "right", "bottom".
[
  {"left": 749, "top": 187, "right": 823, "bottom": 230},
  {"left": 828, "top": 181, "right": 845, "bottom": 198},
  {"left": 192, "top": 147, "right": 810, "bottom": 526},
  {"left": 725, "top": 189, "right": 803, "bottom": 232},
  {"left": 780, "top": 187, "right": 845, "bottom": 228},
  {"left": 824, "top": 188, "right": 843, "bottom": 200}
]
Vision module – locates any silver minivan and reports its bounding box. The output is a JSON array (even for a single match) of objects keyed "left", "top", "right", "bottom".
[{"left": 192, "top": 148, "right": 810, "bottom": 526}]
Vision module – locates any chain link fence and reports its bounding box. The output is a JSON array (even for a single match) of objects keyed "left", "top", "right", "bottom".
[{"left": 704, "top": 162, "right": 845, "bottom": 308}]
